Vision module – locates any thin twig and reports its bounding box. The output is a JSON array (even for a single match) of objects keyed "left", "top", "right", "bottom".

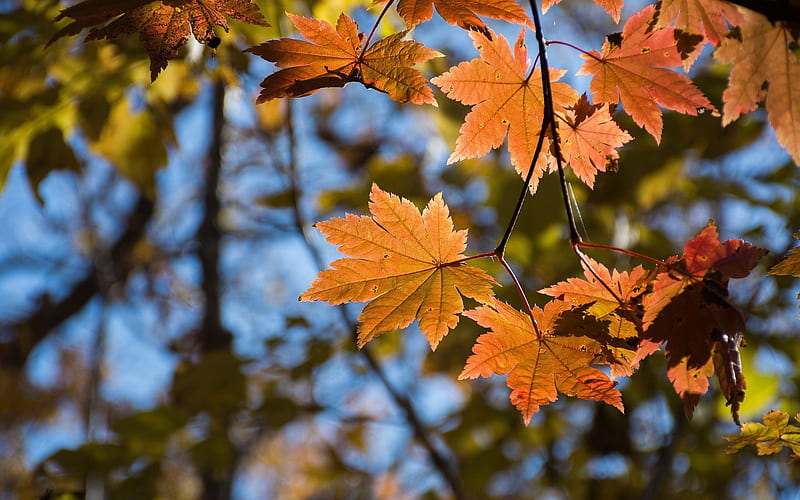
[
  {"left": 495, "top": 117, "right": 550, "bottom": 257},
  {"left": 361, "top": 0, "right": 397, "bottom": 57}
]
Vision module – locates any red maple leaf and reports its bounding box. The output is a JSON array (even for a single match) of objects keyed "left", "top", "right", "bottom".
[
  {"left": 461, "top": 298, "right": 623, "bottom": 425},
  {"left": 48, "top": 0, "right": 269, "bottom": 81},
  {"left": 431, "top": 28, "right": 578, "bottom": 191},
  {"left": 642, "top": 222, "right": 766, "bottom": 420},
  {"left": 577, "top": 5, "right": 715, "bottom": 142},
  {"left": 246, "top": 13, "right": 441, "bottom": 105}
]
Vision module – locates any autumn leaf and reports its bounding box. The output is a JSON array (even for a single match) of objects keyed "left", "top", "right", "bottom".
[
  {"left": 725, "top": 410, "right": 800, "bottom": 458},
  {"left": 577, "top": 5, "right": 715, "bottom": 142},
  {"left": 542, "top": 0, "right": 623, "bottom": 23},
  {"left": 653, "top": 0, "right": 743, "bottom": 46},
  {"left": 769, "top": 233, "right": 800, "bottom": 277},
  {"left": 374, "top": 0, "right": 530, "bottom": 36},
  {"left": 246, "top": 14, "right": 441, "bottom": 105},
  {"left": 557, "top": 95, "right": 632, "bottom": 188},
  {"left": 432, "top": 28, "right": 578, "bottom": 191},
  {"left": 714, "top": 10, "right": 800, "bottom": 164},
  {"left": 47, "top": 0, "right": 269, "bottom": 81},
  {"left": 461, "top": 299, "right": 623, "bottom": 425},
  {"left": 642, "top": 222, "right": 766, "bottom": 420},
  {"left": 540, "top": 257, "right": 653, "bottom": 377},
  {"left": 300, "top": 185, "right": 496, "bottom": 349}
]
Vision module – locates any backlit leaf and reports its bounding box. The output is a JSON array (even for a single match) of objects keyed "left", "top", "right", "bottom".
[
  {"left": 557, "top": 95, "right": 632, "bottom": 188},
  {"left": 653, "top": 0, "right": 743, "bottom": 46},
  {"left": 541, "top": 257, "right": 653, "bottom": 377},
  {"left": 577, "top": 5, "right": 715, "bottom": 142},
  {"left": 48, "top": 0, "right": 269, "bottom": 81},
  {"left": 725, "top": 410, "right": 800, "bottom": 458},
  {"left": 374, "top": 0, "right": 530, "bottom": 35},
  {"left": 247, "top": 13, "right": 441, "bottom": 105},
  {"left": 431, "top": 28, "right": 578, "bottom": 191},
  {"left": 642, "top": 222, "right": 766, "bottom": 420},
  {"left": 300, "top": 185, "right": 496, "bottom": 350},
  {"left": 461, "top": 298, "right": 623, "bottom": 425},
  {"left": 714, "top": 10, "right": 800, "bottom": 164}
]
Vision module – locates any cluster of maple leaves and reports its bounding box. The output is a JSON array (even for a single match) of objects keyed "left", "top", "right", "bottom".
[
  {"left": 46, "top": 0, "right": 800, "bottom": 431},
  {"left": 301, "top": 185, "right": 767, "bottom": 425}
]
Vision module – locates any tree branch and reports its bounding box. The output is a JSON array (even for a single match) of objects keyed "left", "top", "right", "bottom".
[
  {"left": 197, "top": 77, "right": 236, "bottom": 500},
  {"left": 0, "top": 194, "right": 154, "bottom": 367},
  {"left": 198, "top": 77, "right": 231, "bottom": 353}
]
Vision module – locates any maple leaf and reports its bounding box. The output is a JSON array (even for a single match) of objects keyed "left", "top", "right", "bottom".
[
  {"left": 769, "top": 233, "right": 800, "bottom": 277},
  {"left": 577, "top": 5, "right": 715, "bottom": 143},
  {"left": 246, "top": 14, "right": 441, "bottom": 105},
  {"left": 542, "top": 0, "right": 623, "bottom": 23},
  {"left": 714, "top": 10, "right": 800, "bottom": 164},
  {"left": 460, "top": 298, "right": 623, "bottom": 425},
  {"left": 374, "top": 0, "right": 530, "bottom": 36},
  {"left": 557, "top": 95, "right": 632, "bottom": 188},
  {"left": 653, "top": 0, "right": 744, "bottom": 46},
  {"left": 300, "top": 185, "right": 496, "bottom": 350},
  {"left": 431, "top": 28, "right": 578, "bottom": 191},
  {"left": 725, "top": 411, "right": 800, "bottom": 458},
  {"left": 642, "top": 222, "right": 766, "bottom": 420},
  {"left": 48, "top": 0, "right": 269, "bottom": 81},
  {"left": 540, "top": 257, "right": 653, "bottom": 377}
]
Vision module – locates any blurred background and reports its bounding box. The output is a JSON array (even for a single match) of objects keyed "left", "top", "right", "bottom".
[{"left": 1, "top": 0, "right": 799, "bottom": 498}]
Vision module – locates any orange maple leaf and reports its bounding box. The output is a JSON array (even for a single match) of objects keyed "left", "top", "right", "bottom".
[
  {"left": 542, "top": 0, "right": 623, "bottom": 23},
  {"left": 714, "top": 10, "right": 800, "bottom": 164},
  {"left": 642, "top": 222, "right": 766, "bottom": 420},
  {"left": 431, "top": 28, "right": 578, "bottom": 191},
  {"left": 47, "top": 0, "right": 269, "bottom": 81},
  {"left": 577, "top": 5, "right": 715, "bottom": 143},
  {"left": 540, "top": 257, "right": 653, "bottom": 377},
  {"left": 300, "top": 185, "right": 496, "bottom": 350},
  {"left": 557, "top": 95, "right": 632, "bottom": 188},
  {"left": 246, "top": 13, "right": 441, "bottom": 105},
  {"left": 653, "top": 0, "right": 743, "bottom": 46},
  {"left": 461, "top": 298, "right": 623, "bottom": 424},
  {"left": 374, "top": 0, "right": 530, "bottom": 35}
]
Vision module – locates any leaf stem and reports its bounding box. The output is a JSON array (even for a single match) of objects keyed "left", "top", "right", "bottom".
[
  {"left": 498, "top": 254, "right": 540, "bottom": 335},
  {"left": 546, "top": 40, "right": 600, "bottom": 61},
  {"left": 361, "top": 0, "right": 396, "bottom": 58},
  {"left": 576, "top": 240, "right": 670, "bottom": 268}
]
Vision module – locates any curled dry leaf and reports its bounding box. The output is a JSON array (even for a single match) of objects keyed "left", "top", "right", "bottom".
[{"left": 47, "top": 0, "right": 269, "bottom": 81}]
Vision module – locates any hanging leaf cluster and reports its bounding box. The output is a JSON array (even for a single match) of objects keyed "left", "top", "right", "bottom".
[{"left": 46, "top": 0, "right": 799, "bottom": 431}]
